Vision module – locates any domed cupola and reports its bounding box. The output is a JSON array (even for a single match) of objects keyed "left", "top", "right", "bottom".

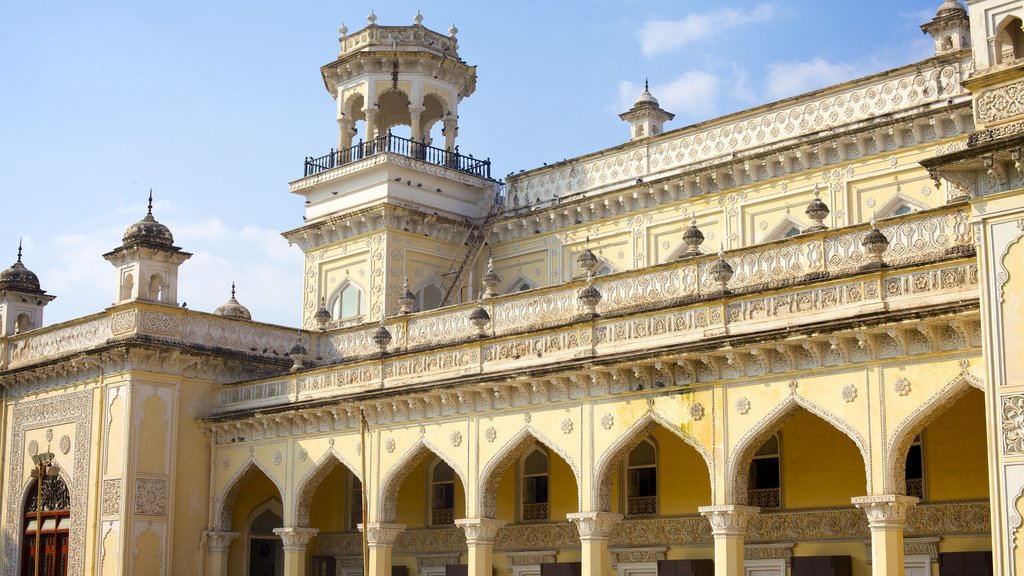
[
  {"left": 0, "top": 243, "right": 42, "bottom": 294},
  {"left": 122, "top": 193, "right": 175, "bottom": 248},
  {"left": 0, "top": 241, "right": 56, "bottom": 336},
  {"left": 103, "top": 190, "right": 191, "bottom": 306},
  {"left": 921, "top": 0, "right": 969, "bottom": 56},
  {"left": 214, "top": 283, "right": 252, "bottom": 321},
  {"left": 619, "top": 80, "right": 675, "bottom": 141}
]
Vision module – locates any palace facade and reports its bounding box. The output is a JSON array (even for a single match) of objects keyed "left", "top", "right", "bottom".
[{"left": 3, "top": 1, "right": 1024, "bottom": 575}]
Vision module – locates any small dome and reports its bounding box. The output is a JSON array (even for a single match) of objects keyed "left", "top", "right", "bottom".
[
  {"left": 0, "top": 244, "right": 41, "bottom": 293},
  {"left": 470, "top": 305, "right": 490, "bottom": 322},
  {"left": 123, "top": 192, "right": 174, "bottom": 248},
  {"left": 634, "top": 80, "right": 659, "bottom": 107},
  {"left": 214, "top": 283, "right": 252, "bottom": 320},
  {"left": 936, "top": 0, "right": 966, "bottom": 17}
]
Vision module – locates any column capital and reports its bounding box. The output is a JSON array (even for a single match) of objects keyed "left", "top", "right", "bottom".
[
  {"left": 851, "top": 495, "right": 919, "bottom": 530},
  {"left": 698, "top": 505, "right": 760, "bottom": 536},
  {"left": 203, "top": 530, "right": 239, "bottom": 554},
  {"left": 359, "top": 522, "right": 407, "bottom": 547},
  {"left": 273, "top": 527, "right": 318, "bottom": 551},
  {"left": 455, "top": 517, "right": 506, "bottom": 545},
  {"left": 567, "top": 511, "right": 623, "bottom": 541}
]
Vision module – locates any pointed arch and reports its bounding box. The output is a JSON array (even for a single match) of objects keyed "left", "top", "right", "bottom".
[
  {"left": 666, "top": 241, "right": 712, "bottom": 262},
  {"left": 214, "top": 457, "right": 284, "bottom": 531},
  {"left": 995, "top": 15, "right": 1024, "bottom": 64},
  {"left": 593, "top": 411, "right": 713, "bottom": 510},
  {"left": 343, "top": 92, "right": 366, "bottom": 122},
  {"left": 884, "top": 369, "right": 984, "bottom": 494},
  {"left": 726, "top": 394, "right": 869, "bottom": 504},
  {"left": 502, "top": 274, "right": 537, "bottom": 295},
  {"left": 377, "top": 436, "right": 466, "bottom": 523},
  {"left": 477, "top": 426, "right": 581, "bottom": 518},
  {"left": 875, "top": 193, "right": 926, "bottom": 220},
  {"left": 762, "top": 215, "right": 806, "bottom": 243},
  {"left": 293, "top": 448, "right": 361, "bottom": 527},
  {"left": 328, "top": 278, "right": 366, "bottom": 321},
  {"left": 414, "top": 278, "right": 444, "bottom": 312}
]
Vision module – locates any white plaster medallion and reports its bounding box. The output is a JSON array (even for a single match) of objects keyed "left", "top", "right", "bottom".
[
  {"left": 385, "top": 438, "right": 396, "bottom": 453},
  {"left": 485, "top": 427, "right": 497, "bottom": 443},
  {"left": 601, "top": 413, "right": 614, "bottom": 430},
  {"left": 561, "top": 419, "right": 573, "bottom": 434},
  {"left": 273, "top": 451, "right": 282, "bottom": 465},
  {"left": 842, "top": 384, "right": 858, "bottom": 403},
  {"left": 690, "top": 403, "right": 705, "bottom": 421},
  {"left": 59, "top": 435, "right": 70, "bottom": 455},
  {"left": 894, "top": 378, "right": 911, "bottom": 396},
  {"left": 28, "top": 440, "right": 38, "bottom": 456},
  {"left": 736, "top": 397, "right": 751, "bottom": 415},
  {"left": 450, "top": 431, "right": 463, "bottom": 447}
]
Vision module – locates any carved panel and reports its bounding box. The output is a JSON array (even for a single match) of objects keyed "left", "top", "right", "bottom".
[
  {"left": 101, "top": 479, "right": 121, "bottom": 517},
  {"left": 977, "top": 80, "right": 1024, "bottom": 126},
  {"left": 134, "top": 478, "right": 167, "bottom": 516}
]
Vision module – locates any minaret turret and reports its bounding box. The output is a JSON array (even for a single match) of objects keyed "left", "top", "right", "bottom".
[
  {"left": 103, "top": 191, "right": 191, "bottom": 306},
  {"left": 619, "top": 80, "right": 675, "bottom": 141},
  {"left": 921, "top": 0, "right": 970, "bottom": 56},
  {"left": 0, "top": 241, "right": 55, "bottom": 335}
]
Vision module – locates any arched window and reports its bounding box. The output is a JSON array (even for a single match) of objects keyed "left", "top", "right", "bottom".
[
  {"left": 506, "top": 278, "right": 536, "bottom": 295},
  {"left": 120, "top": 272, "right": 134, "bottom": 301},
  {"left": 415, "top": 282, "right": 443, "bottom": 312},
  {"left": 329, "top": 281, "right": 364, "bottom": 322},
  {"left": 906, "top": 434, "right": 925, "bottom": 500},
  {"left": 893, "top": 204, "right": 913, "bottom": 216},
  {"left": 520, "top": 448, "right": 549, "bottom": 522},
  {"left": 429, "top": 460, "right": 455, "bottom": 526},
  {"left": 748, "top": 434, "right": 781, "bottom": 509},
  {"left": 626, "top": 438, "right": 657, "bottom": 516},
  {"left": 996, "top": 16, "right": 1024, "bottom": 64},
  {"left": 147, "top": 274, "right": 164, "bottom": 302},
  {"left": 347, "top": 475, "right": 363, "bottom": 531},
  {"left": 247, "top": 501, "right": 284, "bottom": 576},
  {"left": 784, "top": 226, "right": 802, "bottom": 238},
  {"left": 14, "top": 313, "right": 32, "bottom": 334},
  {"left": 22, "top": 475, "right": 71, "bottom": 574}
]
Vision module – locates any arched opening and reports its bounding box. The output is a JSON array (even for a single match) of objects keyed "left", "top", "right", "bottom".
[
  {"left": 942, "top": 35, "right": 954, "bottom": 52},
  {"left": 996, "top": 16, "right": 1024, "bottom": 64},
  {"left": 14, "top": 313, "right": 32, "bottom": 334},
  {"left": 147, "top": 273, "right": 164, "bottom": 302},
  {"left": 730, "top": 403, "right": 868, "bottom": 508},
  {"left": 420, "top": 93, "right": 447, "bottom": 147},
  {"left": 216, "top": 461, "right": 285, "bottom": 573},
  {"left": 329, "top": 281, "right": 365, "bottom": 323},
  {"left": 429, "top": 458, "right": 457, "bottom": 526},
  {"left": 504, "top": 277, "right": 536, "bottom": 295},
  {"left": 376, "top": 89, "right": 412, "bottom": 137},
  {"left": 625, "top": 438, "right": 658, "bottom": 517},
  {"left": 415, "top": 282, "right": 443, "bottom": 313},
  {"left": 247, "top": 500, "right": 284, "bottom": 576},
  {"left": 379, "top": 443, "right": 466, "bottom": 527},
  {"left": 120, "top": 272, "right": 134, "bottom": 301},
  {"left": 21, "top": 474, "right": 71, "bottom": 575}
]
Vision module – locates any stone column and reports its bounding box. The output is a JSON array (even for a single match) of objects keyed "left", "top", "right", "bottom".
[
  {"left": 567, "top": 512, "right": 622, "bottom": 576},
  {"left": 409, "top": 105, "right": 425, "bottom": 145},
  {"left": 698, "top": 505, "right": 759, "bottom": 576},
  {"left": 361, "top": 522, "right": 406, "bottom": 576},
  {"left": 852, "top": 495, "right": 918, "bottom": 576},
  {"left": 365, "top": 108, "right": 379, "bottom": 142},
  {"left": 274, "top": 527, "right": 319, "bottom": 576},
  {"left": 443, "top": 117, "right": 458, "bottom": 152},
  {"left": 338, "top": 117, "right": 355, "bottom": 151},
  {"left": 456, "top": 518, "right": 506, "bottom": 576},
  {"left": 203, "top": 530, "right": 238, "bottom": 576}
]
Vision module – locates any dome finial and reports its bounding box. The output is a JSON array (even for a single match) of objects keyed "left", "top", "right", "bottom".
[
  {"left": 645, "top": 78, "right": 649, "bottom": 91},
  {"left": 147, "top": 188, "right": 153, "bottom": 215},
  {"left": 231, "top": 281, "right": 236, "bottom": 298},
  {"left": 414, "top": 10, "right": 423, "bottom": 25},
  {"left": 16, "top": 238, "right": 22, "bottom": 263}
]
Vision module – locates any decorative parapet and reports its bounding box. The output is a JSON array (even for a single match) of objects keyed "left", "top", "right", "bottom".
[
  {"left": 337, "top": 25, "right": 458, "bottom": 59},
  {"left": 2, "top": 304, "right": 304, "bottom": 372},
  {"left": 506, "top": 57, "right": 969, "bottom": 209},
  {"left": 214, "top": 208, "right": 979, "bottom": 415}
]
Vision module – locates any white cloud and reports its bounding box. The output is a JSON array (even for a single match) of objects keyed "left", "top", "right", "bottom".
[
  {"left": 618, "top": 72, "right": 721, "bottom": 121},
  {"left": 639, "top": 4, "right": 777, "bottom": 57},
  {"left": 764, "top": 57, "right": 863, "bottom": 100}
]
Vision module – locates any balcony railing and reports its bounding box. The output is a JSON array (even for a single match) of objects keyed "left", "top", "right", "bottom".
[
  {"left": 431, "top": 507, "right": 454, "bottom": 526},
  {"left": 303, "top": 131, "right": 492, "bottom": 180},
  {"left": 748, "top": 488, "right": 781, "bottom": 509},
  {"left": 906, "top": 478, "right": 924, "bottom": 500},
  {"left": 627, "top": 495, "right": 657, "bottom": 516},
  {"left": 522, "top": 502, "right": 549, "bottom": 522}
]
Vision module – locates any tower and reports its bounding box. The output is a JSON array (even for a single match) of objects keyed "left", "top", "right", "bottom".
[
  {"left": 103, "top": 193, "right": 191, "bottom": 306},
  {"left": 0, "top": 242, "right": 55, "bottom": 336},
  {"left": 285, "top": 12, "right": 500, "bottom": 329},
  {"left": 619, "top": 81, "right": 675, "bottom": 141},
  {"left": 921, "top": 0, "right": 971, "bottom": 56}
]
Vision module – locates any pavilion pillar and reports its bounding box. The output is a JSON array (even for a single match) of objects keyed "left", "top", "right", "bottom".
[
  {"left": 852, "top": 495, "right": 918, "bottom": 576},
  {"left": 567, "top": 512, "right": 622, "bottom": 576},
  {"left": 456, "top": 518, "right": 506, "bottom": 576},
  {"left": 203, "top": 530, "right": 238, "bottom": 576},
  {"left": 274, "top": 527, "right": 318, "bottom": 576},
  {"left": 698, "top": 505, "right": 759, "bottom": 576},
  {"left": 362, "top": 522, "right": 406, "bottom": 576}
]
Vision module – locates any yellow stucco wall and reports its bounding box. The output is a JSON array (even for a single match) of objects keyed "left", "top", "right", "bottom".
[
  {"left": 781, "top": 410, "right": 866, "bottom": 509},
  {"left": 924, "top": 389, "right": 988, "bottom": 501}
]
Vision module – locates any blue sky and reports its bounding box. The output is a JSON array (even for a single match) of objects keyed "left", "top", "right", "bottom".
[{"left": 0, "top": 1, "right": 947, "bottom": 327}]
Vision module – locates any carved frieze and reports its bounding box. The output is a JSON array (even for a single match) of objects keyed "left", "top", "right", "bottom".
[
  {"left": 101, "top": 479, "right": 121, "bottom": 517},
  {"left": 976, "top": 81, "right": 1024, "bottom": 126},
  {"left": 134, "top": 478, "right": 168, "bottom": 516}
]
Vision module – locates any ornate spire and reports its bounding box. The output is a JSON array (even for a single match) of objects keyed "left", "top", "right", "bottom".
[
  {"left": 230, "top": 281, "right": 236, "bottom": 298},
  {"left": 16, "top": 238, "right": 22, "bottom": 263},
  {"left": 147, "top": 188, "right": 153, "bottom": 216}
]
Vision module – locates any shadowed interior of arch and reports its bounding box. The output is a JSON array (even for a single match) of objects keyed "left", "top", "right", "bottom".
[
  {"left": 484, "top": 433, "right": 581, "bottom": 524},
  {"left": 219, "top": 464, "right": 284, "bottom": 572}
]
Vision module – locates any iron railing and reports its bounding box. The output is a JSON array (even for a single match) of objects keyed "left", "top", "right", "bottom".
[
  {"left": 303, "top": 131, "right": 492, "bottom": 180},
  {"left": 627, "top": 495, "right": 657, "bottom": 516},
  {"left": 431, "top": 507, "right": 455, "bottom": 526},
  {"left": 522, "top": 502, "right": 549, "bottom": 522},
  {"left": 906, "top": 478, "right": 924, "bottom": 500}
]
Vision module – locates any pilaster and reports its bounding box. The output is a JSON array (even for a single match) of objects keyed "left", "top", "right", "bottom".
[
  {"left": 203, "top": 530, "right": 238, "bottom": 576},
  {"left": 698, "top": 505, "right": 759, "bottom": 576},
  {"left": 274, "top": 527, "right": 319, "bottom": 576},
  {"left": 361, "top": 522, "right": 406, "bottom": 576},
  {"left": 567, "top": 512, "right": 622, "bottom": 576}
]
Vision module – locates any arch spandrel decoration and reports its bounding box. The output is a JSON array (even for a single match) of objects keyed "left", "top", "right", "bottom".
[
  {"left": 725, "top": 393, "right": 870, "bottom": 505},
  {"left": 593, "top": 410, "right": 714, "bottom": 511},
  {"left": 214, "top": 457, "right": 286, "bottom": 532},
  {"left": 3, "top": 390, "right": 92, "bottom": 576},
  {"left": 293, "top": 448, "right": 362, "bottom": 527},
  {"left": 377, "top": 436, "right": 466, "bottom": 524},
  {"left": 477, "top": 426, "right": 582, "bottom": 518},
  {"left": 884, "top": 367, "right": 983, "bottom": 495}
]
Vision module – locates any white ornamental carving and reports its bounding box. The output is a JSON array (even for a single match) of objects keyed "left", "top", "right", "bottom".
[
  {"left": 45, "top": 428, "right": 53, "bottom": 442},
  {"left": 134, "top": 478, "right": 167, "bottom": 516},
  {"left": 485, "top": 427, "right": 497, "bottom": 443},
  {"left": 690, "top": 403, "right": 705, "bottom": 421},
  {"left": 1002, "top": 395, "right": 1024, "bottom": 455},
  {"left": 894, "top": 378, "right": 911, "bottom": 396},
  {"left": 842, "top": 384, "right": 858, "bottom": 403},
  {"left": 601, "top": 413, "right": 614, "bottom": 430},
  {"left": 28, "top": 440, "right": 38, "bottom": 457},
  {"left": 273, "top": 451, "right": 282, "bottom": 465},
  {"left": 59, "top": 435, "right": 70, "bottom": 455},
  {"left": 450, "top": 431, "right": 463, "bottom": 447},
  {"left": 736, "top": 397, "right": 751, "bottom": 415},
  {"left": 385, "top": 438, "right": 396, "bottom": 453},
  {"left": 561, "top": 419, "right": 573, "bottom": 434}
]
